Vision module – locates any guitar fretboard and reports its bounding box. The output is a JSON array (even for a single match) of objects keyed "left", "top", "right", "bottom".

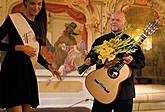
[
  {"left": 115, "top": 33, "right": 148, "bottom": 71},
  {"left": 113, "top": 59, "right": 125, "bottom": 71},
  {"left": 136, "top": 33, "right": 147, "bottom": 47}
]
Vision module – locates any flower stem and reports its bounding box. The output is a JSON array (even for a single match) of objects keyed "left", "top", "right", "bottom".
[{"left": 78, "top": 64, "right": 90, "bottom": 75}]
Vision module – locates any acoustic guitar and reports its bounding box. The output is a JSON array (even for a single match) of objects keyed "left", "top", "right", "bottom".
[{"left": 85, "top": 21, "right": 158, "bottom": 104}]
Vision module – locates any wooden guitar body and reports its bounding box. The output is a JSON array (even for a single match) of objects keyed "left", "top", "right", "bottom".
[{"left": 85, "top": 63, "right": 132, "bottom": 104}]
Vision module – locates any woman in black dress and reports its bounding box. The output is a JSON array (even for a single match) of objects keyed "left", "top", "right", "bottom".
[{"left": 0, "top": 0, "right": 62, "bottom": 112}]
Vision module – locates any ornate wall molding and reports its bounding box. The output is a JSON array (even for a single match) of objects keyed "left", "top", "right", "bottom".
[{"left": 103, "top": 0, "right": 165, "bottom": 31}]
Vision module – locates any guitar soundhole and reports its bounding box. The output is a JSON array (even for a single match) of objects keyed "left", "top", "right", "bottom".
[{"left": 107, "top": 68, "right": 119, "bottom": 79}]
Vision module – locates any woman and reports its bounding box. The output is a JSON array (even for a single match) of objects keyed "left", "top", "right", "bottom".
[{"left": 0, "top": 0, "right": 62, "bottom": 112}]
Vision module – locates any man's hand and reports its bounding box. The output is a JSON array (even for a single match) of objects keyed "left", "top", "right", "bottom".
[
  {"left": 123, "top": 55, "right": 133, "bottom": 64},
  {"left": 84, "top": 58, "right": 93, "bottom": 66}
]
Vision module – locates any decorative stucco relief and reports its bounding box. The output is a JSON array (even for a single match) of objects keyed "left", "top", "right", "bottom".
[
  {"left": 147, "top": 0, "right": 165, "bottom": 26},
  {"left": 103, "top": 0, "right": 165, "bottom": 31}
]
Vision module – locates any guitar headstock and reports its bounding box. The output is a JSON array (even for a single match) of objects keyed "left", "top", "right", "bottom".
[{"left": 144, "top": 21, "right": 159, "bottom": 36}]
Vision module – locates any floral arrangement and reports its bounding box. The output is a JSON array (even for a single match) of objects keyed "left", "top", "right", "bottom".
[
  {"left": 95, "top": 33, "right": 136, "bottom": 64},
  {"left": 78, "top": 27, "right": 137, "bottom": 75}
]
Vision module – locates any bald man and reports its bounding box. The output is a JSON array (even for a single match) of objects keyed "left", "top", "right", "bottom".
[{"left": 84, "top": 11, "right": 145, "bottom": 112}]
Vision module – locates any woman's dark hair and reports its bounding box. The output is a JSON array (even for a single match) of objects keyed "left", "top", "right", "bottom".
[
  {"left": 23, "top": 0, "right": 47, "bottom": 45},
  {"left": 35, "top": 0, "right": 47, "bottom": 46}
]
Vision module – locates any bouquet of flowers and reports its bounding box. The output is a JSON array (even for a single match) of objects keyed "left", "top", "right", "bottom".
[{"left": 78, "top": 27, "right": 137, "bottom": 75}]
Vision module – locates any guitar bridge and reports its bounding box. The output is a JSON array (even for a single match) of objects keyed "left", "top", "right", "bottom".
[{"left": 94, "top": 79, "right": 110, "bottom": 93}]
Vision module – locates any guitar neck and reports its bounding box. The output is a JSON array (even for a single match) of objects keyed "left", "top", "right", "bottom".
[
  {"left": 113, "top": 59, "right": 125, "bottom": 71},
  {"left": 135, "top": 33, "right": 147, "bottom": 47},
  {"left": 116, "top": 33, "right": 148, "bottom": 70}
]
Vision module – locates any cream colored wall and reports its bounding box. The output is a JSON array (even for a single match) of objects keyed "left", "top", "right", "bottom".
[
  {"left": 0, "top": 0, "right": 21, "bottom": 25},
  {"left": 0, "top": 0, "right": 6, "bottom": 25}
]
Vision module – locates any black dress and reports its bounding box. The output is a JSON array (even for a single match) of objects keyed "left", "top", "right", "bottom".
[{"left": 0, "top": 13, "right": 49, "bottom": 108}]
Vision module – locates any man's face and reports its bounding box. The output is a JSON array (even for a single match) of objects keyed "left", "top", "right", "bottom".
[{"left": 109, "top": 13, "right": 126, "bottom": 33}]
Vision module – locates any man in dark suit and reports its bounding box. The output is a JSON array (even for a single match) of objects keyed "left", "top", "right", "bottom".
[{"left": 84, "top": 11, "right": 145, "bottom": 112}]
